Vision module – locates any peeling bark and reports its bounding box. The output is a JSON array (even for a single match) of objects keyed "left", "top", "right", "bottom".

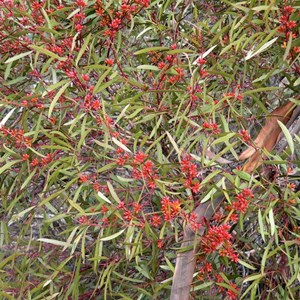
[{"left": 239, "top": 101, "right": 295, "bottom": 172}]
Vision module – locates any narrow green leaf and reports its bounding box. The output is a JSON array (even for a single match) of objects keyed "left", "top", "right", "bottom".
[
  {"left": 193, "top": 282, "right": 213, "bottom": 291},
  {"left": 258, "top": 209, "right": 265, "bottom": 242},
  {"left": 8, "top": 206, "right": 35, "bottom": 226},
  {"left": 134, "top": 47, "right": 169, "bottom": 55},
  {"left": 137, "top": 65, "right": 160, "bottom": 71},
  {"left": 238, "top": 259, "right": 256, "bottom": 271},
  {"left": 48, "top": 81, "right": 70, "bottom": 117},
  {"left": 115, "top": 104, "right": 130, "bottom": 124},
  {"left": 101, "top": 229, "right": 125, "bottom": 241},
  {"left": 0, "top": 160, "right": 20, "bottom": 175},
  {"left": 38, "top": 238, "right": 71, "bottom": 247},
  {"left": 93, "top": 68, "right": 112, "bottom": 94},
  {"left": 5, "top": 51, "right": 33, "bottom": 64},
  {"left": 278, "top": 120, "right": 294, "bottom": 155},
  {"left": 97, "top": 191, "right": 112, "bottom": 204},
  {"left": 29, "top": 45, "right": 66, "bottom": 61},
  {"left": 67, "top": 198, "right": 85, "bottom": 213},
  {"left": 211, "top": 132, "right": 236, "bottom": 146},
  {"left": 107, "top": 181, "right": 121, "bottom": 203},
  {"left": 245, "top": 37, "right": 278, "bottom": 60},
  {"left": 4, "top": 62, "right": 12, "bottom": 79},
  {"left": 76, "top": 33, "right": 91, "bottom": 66},
  {"left": 0, "top": 108, "right": 16, "bottom": 127},
  {"left": 243, "top": 273, "right": 264, "bottom": 283},
  {"left": 21, "top": 169, "right": 37, "bottom": 190},
  {"left": 112, "top": 137, "right": 132, "bottom": 153},
  {"left": 94, "top": 77, "right": 119, "bottom": 94},
  {"left": 269, "top": 208, "right": 276, "bottom": 236},
  {"left": 166, "top": 131, "right": 181, "bottom": 155},
  {"left": 261, "top": 242, "right": 272, "bottom": 274}
]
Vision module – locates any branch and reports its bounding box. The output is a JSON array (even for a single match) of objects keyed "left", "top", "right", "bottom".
[
  {"left": 239, "top": 101, "right": 295, "bottom": 172},
  {"left": 170, "top": 197, "right": 223, "bottom": 300}
]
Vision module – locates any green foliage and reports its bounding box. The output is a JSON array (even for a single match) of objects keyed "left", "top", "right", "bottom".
[{"left": 0, "top": 0, "right": 299, "bottom": 299}]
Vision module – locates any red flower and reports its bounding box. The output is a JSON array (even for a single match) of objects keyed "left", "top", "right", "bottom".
[
  {"left": 239, "top": 129, "right": 251, "bottom": 142},
  {"left": 196, "top": 58, "right": 206, "bottom": 65},
  {"left": 199, "top": 261, "right": 212, "bottom": 274},
  {"left": 157, "top": 239, "right": 164, "bottom": 248},
  {"left": 202, "top": 224, "right": 231, "bottom": 253},
  {"left": 82, "top": 74, "right": 89, "bottom": 81},
  {"left": 230, "top": 188, "right": 254, "bottom": 214},
  {"left": 22, "top": 154, "right": 30, "bottom": 161},
  {"left": 282, "top": 6, "right": 295, "bottom": 15},
  {"left": 75, "top": 0, "right": 87, "bottom": 7},
  {"left": 151, "top": 214, "right": 162, "bottom": 227},
  {"left": 105, "top": 58, "right": 114, "bottom": 66},
  {"left": 158, "top": 62, "right": 166, "bottom": 69},
  {"left": 133, "top": 151, "right": 148, "bottom": 164},
  {"left": 226, "top": 282, "right": 239, "bottom": 300},
  {"left": 30, "top": 158, "right": 39, "bottom": 167},
  {"left": 161, "top": 196, "right": 181, "bottom": 222}
]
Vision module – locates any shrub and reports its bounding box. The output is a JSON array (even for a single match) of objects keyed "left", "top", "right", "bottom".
[{"left": 0, "top": 0, "right": 299, "bottom": 299}]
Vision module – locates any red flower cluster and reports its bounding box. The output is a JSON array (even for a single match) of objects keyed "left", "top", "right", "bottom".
[
  {"left": 187, "top": 212, "right": 201, "bottom": 231},
  {"left": 278, "top": 5, "right": 297, "bottom": 39},
  {"left": 199, "top": 261, "right": 213, "bottom": 274},
  {"left": 196, "top": 56, "right": 209, "bottom": 78},
  {"left": 131, "top": 152, "right": 158, "bottom": 189},
  {"left": 202, "top": 121, "right": 221, "bottom": 134},
  {"left": 95, "top": 0, "right": 149, "bottom": 39},
  {"left": 168, "top": 67, "right": 185, "bottom": 84},
  {"left": 223, "top": 92, "right": 243, "bottom": 102},
  {"left": 239, "top": 129, "right": 251, "bottom": 143},
  {"left": 180, "top": 155, "right": 201, "bottom": 193},
  {"left": 161, "top": 196, "right": 181, "bottom": 222},
  {"left": 151, "top": 214, "right": 162, "bottom": 228},
  {"left": 187, "top": 85, "right": 203, "bottom": 103},
  {"left": 0, "top": 126, "right": 32, "bottom": 148},
  {"left": 231, "top": 188, "right": 254, "bottom": 214},
  {"left": 226, "top": 282, "right": 240, "bottom": 300},
  {"left": 201, "top": 224, "right": 238, "bottom": 262}
]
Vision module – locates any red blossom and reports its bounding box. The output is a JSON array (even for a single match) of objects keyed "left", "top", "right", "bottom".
[
  {"left": 161, "top": 196, "right": 181, "bottom": 222},
  {"left": 196, "top": 58, "right": 206, "bottom": 65},
  {"left": 202, "top": 122, "right": 221, "bottom": 134},
  {"left": 22, "top": 154, "right": 30, "bottom": 161},
  {"left": 230, "top": 188, "right": 254, "bottom": 214},
  {"left": 157, "top": 239, "right": 163, "bottom": 248},
  {"left": 226, "top": 283, "right": 239, "bottom": 300},
  {"left": 239, "top": 129, "right": 251, "bottom": 143},
  {"left": 105, "top": 58, "right": 114, "bottom": 66},
  {"left": 151, "top": 214, "right": 162, "bottom": 227},
  {"left": 133, "top": 202, "right": 142, "bottom": 214},
  {"left": 157, "top": 62, "right": 166, "bottom": 69},
  {"left": 133, "top": 151, "right": 148, "bottom": 164},
  {"left": 199, "top": 261, "right": 212, "bottom": 274},
  {"left": 75, "top": 0, "right": 87, "bottom": 7},
  {"left": 123, "top": 210, "right": 133, "bottom": 221},
  {"left": 188, "top": 212, "right": 201, "bottom": 231},
  {"left": 30, "top": 158, "right": 39, "bottom": 167},
  {"left": 82, "top": 74, "right": 89, "bottom": 81},
  {"left": 201, "top": 224, "right": 238, "bottom": 262}
]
